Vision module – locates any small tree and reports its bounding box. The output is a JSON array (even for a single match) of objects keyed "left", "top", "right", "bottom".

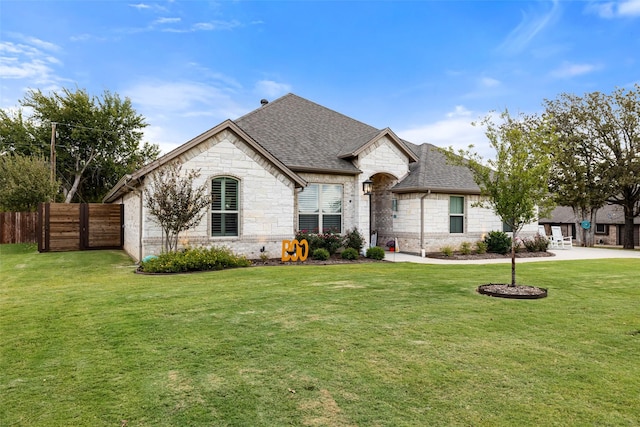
[
  {"left": 446, "top": 110, "right": 555, "bottom": 286},
  {"left": 144, "top": 162, "right": 211, "bottom": 253},
  {"left": 0, "top": 154, "right": 60, "bottom": 211}
]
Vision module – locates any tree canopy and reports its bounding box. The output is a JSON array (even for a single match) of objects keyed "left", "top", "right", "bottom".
[
  {"left": 0, "top": 87, "right": 160, "bottom": 203},
  {"left": 544, "top": 85, "right": 640, "bottom": 249},
  {"left": 446, "top": 110, "right": 555, "bottom": 286},
  {"left": 0, "top": 153, "right": 60, "bottom": 212},
  {"left": 144, "top": 162, "right": 212, "bottom": 253}
]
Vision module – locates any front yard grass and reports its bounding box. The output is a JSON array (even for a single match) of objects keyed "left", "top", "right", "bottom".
[{"left": 1, "top": 243, "right": 639, "bottom": 426}]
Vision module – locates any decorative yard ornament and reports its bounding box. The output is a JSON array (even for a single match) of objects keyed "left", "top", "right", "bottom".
[{"left": 282, "top": 239, "right": 309, "bottom": 262}]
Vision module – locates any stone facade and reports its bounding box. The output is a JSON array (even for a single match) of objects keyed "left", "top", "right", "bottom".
[
  {"left": 117, "top": 130, "right": 297, "bottom": 261},
  {"left": 114, "top": 128, "right": 539, "bottom": 261}
]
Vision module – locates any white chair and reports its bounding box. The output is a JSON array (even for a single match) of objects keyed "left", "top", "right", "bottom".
[
  {"left": 551, "top": 226, "right": 572, "bottom": 249},
  {"left": 538, "top": 225, "right": 548, "bottom": 237}
]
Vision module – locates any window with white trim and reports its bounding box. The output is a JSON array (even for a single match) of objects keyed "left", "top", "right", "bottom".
[
  {"left": 211, "top": 177, "right": 239, "bottom": 236},
  {"left": 298, "top": 184, "right": 342, "bottom": 233},
  {"left": 449, "top": 196, "right": 464, "bottom": 233}
]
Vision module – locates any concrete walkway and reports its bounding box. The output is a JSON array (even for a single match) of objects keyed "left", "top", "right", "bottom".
[{"left": 384, "top": 246, "right": 640, "bottom": 265}]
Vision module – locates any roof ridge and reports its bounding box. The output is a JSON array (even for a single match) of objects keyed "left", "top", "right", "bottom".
[{"left": 234, "top": 92, "right": 295, "bottom": 122}]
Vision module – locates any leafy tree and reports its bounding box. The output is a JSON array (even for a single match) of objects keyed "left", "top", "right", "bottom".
[
  {"left": 0, "top": 87, "right": 159, "bottom": 203},
  {"left": 144, "top": 162, "right": 212, "bottom": 253},
  {"left": 446, "top": 111, "right": 555, "bottom": 286},
  {"left": 544, "top": 85, "right": 640, "bottom": 249},
  {"left": 544, "top": 94, "right": 611, "bottom": 247},
  {"left": 0, "top": 154, "right": 60, "bottom": 211}
]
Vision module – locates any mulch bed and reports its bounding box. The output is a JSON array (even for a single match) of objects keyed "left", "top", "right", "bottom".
[{"left": 477, "top": 283, "right": 548, "bottom": 299}]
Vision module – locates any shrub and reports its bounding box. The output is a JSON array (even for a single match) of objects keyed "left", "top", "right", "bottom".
[
  {"left": 441, "top": 246, "right": 454, "bottom": 257},
  {"left": 139, "top": 246, "right": 251, "bottom": 273},
  {"left": 312, "top": 248, "right": 330, "bottom": 261},
  {"left": 485, "top": 231, "right": 512, "bottom": 255},
  {"left": 295, "top": 230, "right": 342, "bottom": 255},
  {"left": 475, "top": 240, "right": 488, "bottom": 254},
  {"left": 366, "top": 246, "right": 385, "bottom": 260},
  {"left": 320, "top": 231, "right": 342, "bottom": 255},
  {"left": 341, "top": 247, "right": 359, "bottom": 260},
  {"left": 460, "top": 241, "right": 472, "bottom": 255},
  {"left": 522, "top": 234, "right": 550, "bottom": 252},
  {"left": 295, "top": 230, "right": 323, "bottom": 252},
  {"left": 343, "top": 228, "right": 366, "bottom": 251}
]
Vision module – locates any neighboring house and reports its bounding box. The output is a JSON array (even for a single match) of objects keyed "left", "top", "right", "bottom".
[
  {"left": 104, "top": 94, "right": 538, "bottom": 261},
  {"left": 540, "top": 205, "right": 640, "bottom": 246}
]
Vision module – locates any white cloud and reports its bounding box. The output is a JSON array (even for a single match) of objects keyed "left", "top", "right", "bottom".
[
  {"left": 619, "top": 0, "right": 640, "bottom": 16},
  {"left": 588, "top": 0, "right": 640, "bottom": 18},
  {"left": 550, "top": 62, "right": 598, "bottom": 78},
  {"left": 124, "top": 80, "right": 250, "bottom": 153},
  {"left": 0, "top": 40, "right": 64, "bottom": 86},
  {"left": 498, "top": 0, "right": 561, "bottom": 54},
  {"left": 480, "top": 77, "right": 501, "bottom": 88},
  {"left": 255, "top": 80, "right": 292, "bottom": 98},
  {"left": 397, "top": 107, "right": 497, "bottom": 159},
  {"left": 154, "top": 17, "right": 181, "bottom": 25}
]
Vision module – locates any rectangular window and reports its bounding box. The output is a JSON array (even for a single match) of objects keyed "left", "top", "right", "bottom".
[
  {"left": 449, "top": 196, "right": 464, "bottom": 233},
  {"left": 298, "top": 184, "right": 342, "bottom": 233},
  {"left": 503, "top": 222, "right": 513, "bottom": 233},
  {"left": 212, "top": 177, "right": 239, "bottom": 236},
  {"left": 595, "top": 224, "right": 608, "bottom": 235}
]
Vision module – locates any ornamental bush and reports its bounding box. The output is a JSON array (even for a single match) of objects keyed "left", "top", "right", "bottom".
[
  {"left": 522, "top": 234, "right": 550, "bottom": 252},
  {"left": 366, "top": 246, "right": 385, "bottom": 260},
  {"left": 343, "top": 228, "right": 366, "bottom": 251},
  {"left": 139, "top": 246, "right": 251, "bottom": 273},
  {"left": 485, "top": 231, "right": 512, "bottom": 255},
  {"left": 312, "top": 248, "right": 330, "bottom": 260},
  {"left": 341, "top": 247, "right": 359, "bottom": 260}
]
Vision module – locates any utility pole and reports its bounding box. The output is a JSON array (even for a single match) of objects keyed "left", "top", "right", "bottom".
[{"left": 50, "top": 122, "right": 56, "bottom": 183}]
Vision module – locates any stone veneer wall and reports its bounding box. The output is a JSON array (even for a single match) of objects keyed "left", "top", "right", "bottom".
[
  {"left": 355, "top": 136, "right": 411, "bottom": 247},
  {"left": 137, "top": 129, "right": 297, "bottom": 260},
  {"left": 390, "top": 192, "right": 540, "bottom": 254}
]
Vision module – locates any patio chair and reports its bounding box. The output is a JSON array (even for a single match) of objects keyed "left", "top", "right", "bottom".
[{"left": 551, "top": 226, "right": 572, "bottom": 249}]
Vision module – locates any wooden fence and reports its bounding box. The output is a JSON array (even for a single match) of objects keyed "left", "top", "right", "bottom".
[
  {"left": 0, "top": 212, "right": 38, "bottom": 244},
  {"left": 38, "top": 203, "right": 124, "bottom": 252}
]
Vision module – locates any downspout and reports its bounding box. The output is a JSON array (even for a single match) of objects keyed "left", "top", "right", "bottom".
[{"left": 420, "top": 190, "right": 431, "bottom": 257}]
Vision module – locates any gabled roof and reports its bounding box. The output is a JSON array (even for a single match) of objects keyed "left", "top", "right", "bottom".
[
  {"left": 234, "top": 94, "right": 417, "bottom": 174},
  {"left": 392, "top": 142, "right": 481, "bottom": 194},
  {"left": 104, "top": 93, "right": 485, "bottom": 203},
  {"left": 103, "top": 120, "right": 306, "bottom": 203}
]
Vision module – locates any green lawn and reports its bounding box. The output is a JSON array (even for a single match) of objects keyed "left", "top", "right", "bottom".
[{"left": 1, "top": 244, "right": 639, "bottom": 426}]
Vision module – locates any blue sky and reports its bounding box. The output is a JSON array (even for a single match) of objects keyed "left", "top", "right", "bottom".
[{"left": 1, "top": 0, "right": 640, "bottom": 157}]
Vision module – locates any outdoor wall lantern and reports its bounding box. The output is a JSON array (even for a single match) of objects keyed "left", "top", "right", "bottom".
[{"left": 362, "top": 178, "right": 373, "bottom": 196}]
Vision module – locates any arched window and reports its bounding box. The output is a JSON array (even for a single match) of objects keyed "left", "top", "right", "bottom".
[{"left": 212, "top": 177, "right": 239, "bottom": 236}]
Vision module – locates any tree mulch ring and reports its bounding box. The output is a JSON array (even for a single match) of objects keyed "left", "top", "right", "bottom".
[{"left": 478, "top": 283, "right": 548, "bottom": 299}]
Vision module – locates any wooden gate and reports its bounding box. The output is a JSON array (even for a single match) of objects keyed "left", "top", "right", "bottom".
[{"left": 38, "top": 203, "right": 124, "bottom": 252}]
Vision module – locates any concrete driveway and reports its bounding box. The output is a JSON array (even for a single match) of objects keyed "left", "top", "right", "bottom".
[{"left": 385, "top": 246, "right": 640, "bottom": 265}]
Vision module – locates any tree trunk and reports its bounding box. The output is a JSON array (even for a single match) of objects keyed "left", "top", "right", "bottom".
[
  {"left": 64, "top": 173, "right": 82, "bottom": 203},
  {"left": 573, "top": 207, "right": 598, "bottom": 247},
  {"left": 623, "top": 204, "right": 635, "bottom": 249},
  {"left": 511, "top": 243, "right": 516, "bottom": 287}
]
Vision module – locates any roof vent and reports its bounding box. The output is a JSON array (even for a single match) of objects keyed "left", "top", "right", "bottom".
[{"left": 260, "top": 99, "right": 269, "bottom": 106}]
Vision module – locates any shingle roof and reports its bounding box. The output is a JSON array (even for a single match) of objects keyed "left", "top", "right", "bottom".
[
  {"left": 540, "top": 204, "right": 640, "bottom": 225},
  {"left": 392, "top": 142, "right": 481, "bottom": 194},
  {"left": 234, "top": 94, "right": 417, "bottom": 174},
  {"left": 104, "top": 93, "right": 485, "bottom": 202},
  {"left": 235, "top": 93, "right": 479, "bottom": 193}
]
